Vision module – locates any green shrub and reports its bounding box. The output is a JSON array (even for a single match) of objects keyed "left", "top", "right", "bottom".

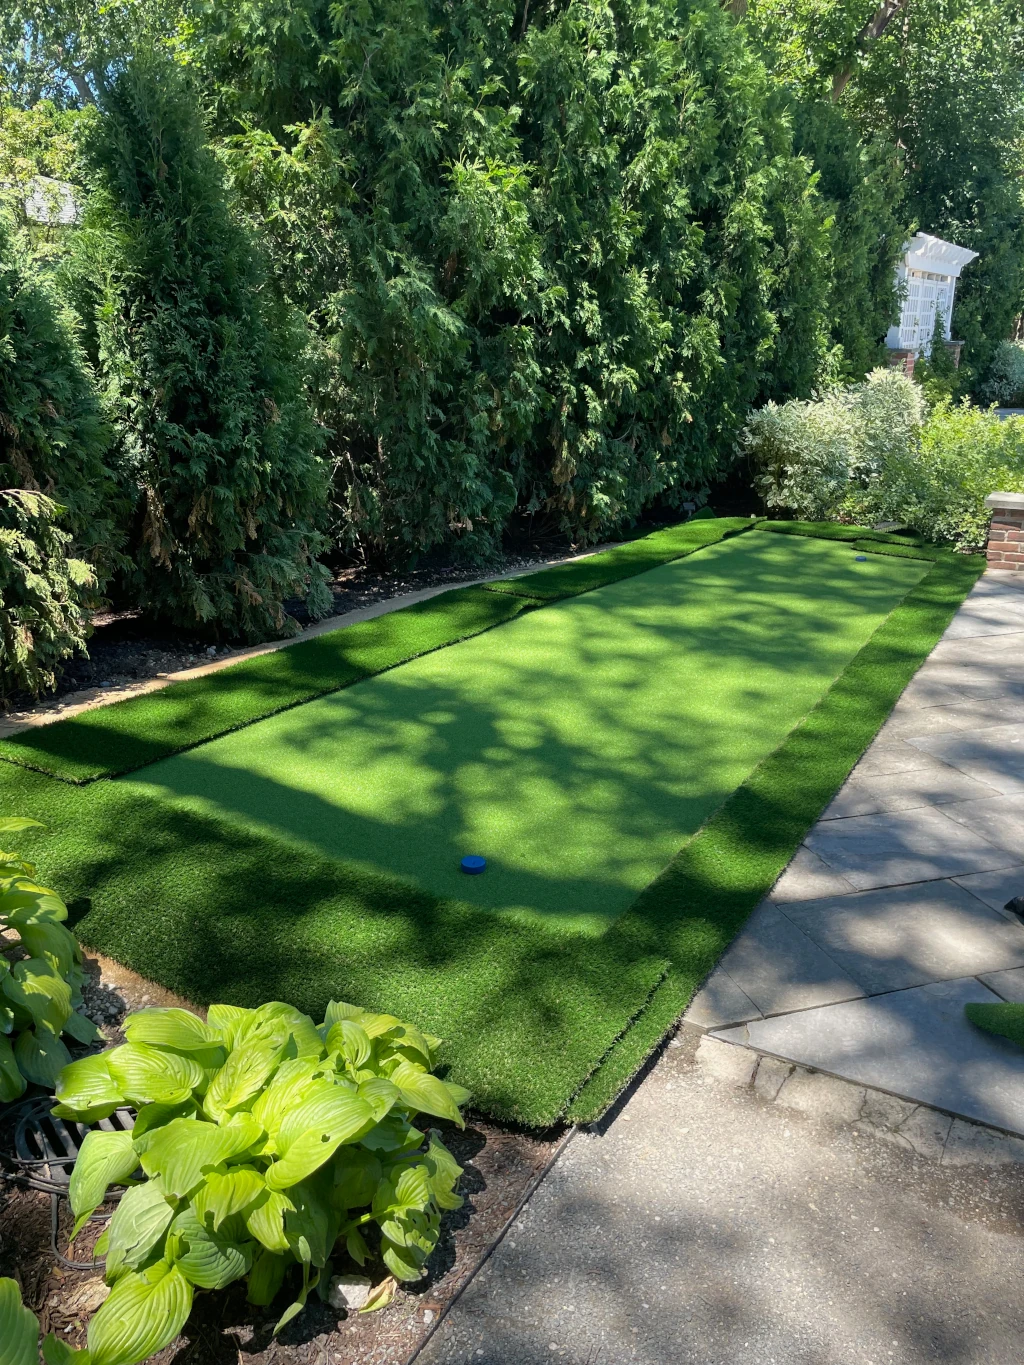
[
  {"left": 52, "top": 998, "right": 470, "bottom": 1364},
  {"left": 0, "top": 816, "right": 100, "bottom": 1101},
  {"left": 980, "top": 340, "right": 1024, "bottom": 408},
  {"left": 744, "top": 371, "right": 1024, "bottom": 549},
  {"left": 75, "top": 53, "right": 331, "bottom": 641},
  {"left": 0, "top": 490, "right": 95, "bottom": 705},
  {"left": 0, "top": 213, "right": 121, "bottom": 582},
  {"left": 742, "top": 368, "right": 923, "bottom": 519}
]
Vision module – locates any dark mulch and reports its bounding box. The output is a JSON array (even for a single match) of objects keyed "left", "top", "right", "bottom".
[{"left": 0, "top": 955, "right": 568, "bottom": 1365}]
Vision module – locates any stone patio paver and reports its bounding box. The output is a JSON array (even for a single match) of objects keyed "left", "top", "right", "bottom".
[
  {"left": 687, "top": 569, "right": 1024, "bottom": 1134},
  {"left": 713, "top": 978, "right": 1024, "bottom": 1133}
]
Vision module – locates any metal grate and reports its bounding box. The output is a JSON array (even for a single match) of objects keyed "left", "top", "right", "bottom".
[{"left": 2, "top": 1096, "right": 134, "bottom": 1269}]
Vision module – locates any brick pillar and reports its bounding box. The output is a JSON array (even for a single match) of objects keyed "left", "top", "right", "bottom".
[{"left": 985, "top": 493, "right": 1024, "bottom": 571}]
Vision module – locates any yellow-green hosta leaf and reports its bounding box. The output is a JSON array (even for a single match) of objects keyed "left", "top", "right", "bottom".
[
  {"left": 192, "top": 1167, "right": 266, "bottom": 1231},
  {"left": 70, "top": 1131, "right": 141, "bottom": 1236},
  {"left": 283, "top": 1179, "right": 332, "bottom": 1267},
  {"left": 378, "top": 1020, "right": 436, "bottom": 1067},
  {"left": 331, "top": 1148, "right": 382, "bottom": 1211},
  {"left": 256, "top": 1003, "right": 323, "bottom": 1060},
  {"left": 0, "top": 1034, "right": 26, "bottom": 1103},
  {"left": 107, "top": 1043, "right": 205, "bottom": 1107},
  {"left": 1, "top": 882, "right": 67, "bottom": 923},
  {"left": 15, "top": 1023, "right": 71, "bottom": 1088},
  {"left": 422, "top": 1132, "right": 464, "bottom": 1212},
  {"left": 139, "top": 1115, "right": 263, "bottom": 1198},
  {"left": 123, "top": 1008, "right": 223, "bottom": 1055},
  {"left": 52, "top": 1052, "right": 121, "bottom": 1122},
  {"left": 359, "top": 1276, "right": 397, "bottom": 1314},
  {"left": 387, "top": 1061, "right": 465, "bottom": 1127},
  {"left": 203, "top": 1020, "right": 289, "bottom": 1122},
  {"left": 86, "top": 1261, "right": 192, "bottom": 1365},
  {"left": 206, "top": 1003, "right": 254, "bottom": 1051},
  {"left": 171, "top": 1209, "right": 254, "bottom": 1290},
  {"left": 354, "top": 1012, "right": 402, "bottom": 1040},
  {"left": 320, "top": 1000, "right": 363, "bottom": 1033},
  {"left": 0, "top": 1275, "right": 38, "bottom": 1365},
  {"left": 3, "top": 958, "right": 72, "bottom": 1032},
  {"left": 244, "top": 1188, "right": 295, "bottom": 1253},
  {"left": 103, "top": 1180, "right": 175, "bottom": 1279},
  {"left": 0, "top": 817, "right": 44, "bottom": 834},
  {"left": 357, "top": 1076, "right": 400, "bottom": 1124},
  {"left": 250, "top": 1057, "right": 324, "bottom": 1143},
  {"left": 41, "top": 1332, "right": 90, "bottom": 1365},
  {"left": 325, "top": 1019, "right": 371, "bottom": 1069},
  {"left": 14, "top": 921, "right": 76, "bottom": 977},
  {"left": 265, "top": 1087, "right": 376, "bottom": 1190}
]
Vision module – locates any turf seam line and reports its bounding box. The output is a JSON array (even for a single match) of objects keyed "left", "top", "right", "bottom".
[
  {"left": 564, "top": 545, "right": 984, "bottom": 1121},
  {"left": 0, "top": 518, "right": 755, "bottom": 784},
  {"left": 0, "top": 592, "right": 549, "bottom": 786}
]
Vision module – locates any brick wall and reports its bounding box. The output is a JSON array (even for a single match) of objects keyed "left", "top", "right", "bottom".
[{"left": 985, "top": 493, "right": 1024, "bottom": 571}]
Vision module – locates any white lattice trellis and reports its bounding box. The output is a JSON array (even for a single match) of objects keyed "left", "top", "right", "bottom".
[{"left": 885, "top": 233, "right": 978, "bottom": 356}]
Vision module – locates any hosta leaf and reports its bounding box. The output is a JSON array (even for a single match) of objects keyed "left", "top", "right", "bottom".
[
  {"left": 250, "top": 1057, "right": 324, "bottom": 1142},
  {"left": 379, "top": 1021, "right": 435, "bottom": 1067},
  {"left": 360, "top": 1115, "right": 424, "bottom": 1153},
  {"left": 422, "top": 1133, "right": 464, "bottom": 1211},
  {"left": 61, "top": 1009, "right": 103, "bottom": 1046},
  {"left": 259, "top": 1003, "right": 323, "bottom": 1061},
  {"left": 273, "top": 1262, "right": 317, "bottom": 1335},
  {"left": 15, "top": 1023, "right": 71, "bottom": 1087},
  {"left": 2, "top": 884, "right": 67, "bottom": 923},
  {"left": 192, "top": 1166, "right": 266, "bottom": 1230},
  {"left": 104, "top": 1180, "right": 175, "bottom": 1279},
  {"left": 388, "top": 1061, "right": 466, "bottom": 1127},
  {"left": 245, "top": 1188, "right": 295, "bottom": 1253},
  {"left": 70, "top": 1131, "right": 140, "bottom": 1235},
  {"left": 381, "top": 1235, "right": 429, "bottom": 1282},
  {"left": 41, "top": 1333, "right": 90, "bottom": 1365},
  {"left": 203, "top": 1019, "right": 289, "bottom": 1122},
  {"left": 283, "top": 1180, "right": 332, "bottom": 1267},
  {"left": 0, "top": 816, "right": 44, "bottom": 833},
  {"left": 357, "top": 1076, "right": 400, "bottom": 1124},
  {"left": 354, "top": 1012, "right": 402, "bottom": 1040},
  {"left": 3, "top": 959, "right": 71, "bottom": 1032},
  {"left": 0, "top": 1275, "right": 38, "bottom": 1365},
  {"left": 325, "top": 1019, "right": 371, "bottom": 1069},
  {"left": 107, "top": 1044, "right": 204, "bottom": 1107},
  {"left": 52, "top": 1052, "right": 120, "bottom": 1122},
  {"left": 140, "top": 1115, "right": 263, "bottom": 1197},
  {"left": 206, "top": 1004, "right": 254, "bottom": 1051},
  {"left": 331, "top": 1148, "right": 382, "bottom": 1211},
  {"left": 320, "top": 1000, "right": 363, "bottom": 1033},
  {"left": 346, "top": 1226, "right": 369, "bottom": 1266},
  {"left": 0, "top": 1034, "right": 26, "bottom": 1103},
  {"left": 360, "top": 1276, "right": 397, "bottom": 1314},
  {"left": 266, "top": 1088, "right": 376, "bottom": 1190},
  {"left": 246, "top": 1248, "right": 288, "bottom": 1306},
  {"left": 175, "top": 1233, "right": 253, "bottom": 1290},
  {"left": 15, "top": 921, "right": 75, "bottom": 978},
  {"left": 123, "top": 1008, "right": 223, "bottom": 1055},
  {"left": 86, "top": 1261, "right": 192, "bottom": 1365}
]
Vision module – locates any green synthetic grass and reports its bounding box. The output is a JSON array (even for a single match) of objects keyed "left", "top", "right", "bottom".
[
  {"left": 126, "top": 534, "right": 926, "bottom": 930},
  {"left": 965, "top": 1003, "right": 1024, "bottom": 1049},
  {"left": 0, "top": 518, "right": 983, "bottom": 1126},
  {"left": 567, "top": 545, "right": 984, "bottom": 1120},
  {"left": 0, "top": 517, "right": 751, "bottom": 784}
]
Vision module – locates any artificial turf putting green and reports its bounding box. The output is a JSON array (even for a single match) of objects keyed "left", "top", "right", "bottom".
[
  {"left": 127, "top": 533, "right": 927, "bottom": 930},
  {"left": 0, "top": 520, "right": 984, "bottom": 1125}
]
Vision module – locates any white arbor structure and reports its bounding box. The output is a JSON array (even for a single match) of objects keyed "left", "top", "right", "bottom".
[{"left": 885, "top": 233, "right": 978, "bottom": 357}]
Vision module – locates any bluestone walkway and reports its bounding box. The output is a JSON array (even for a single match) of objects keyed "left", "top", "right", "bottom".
[{"left": 690, "top": 569, "right": 1024, "bottom": 1134}]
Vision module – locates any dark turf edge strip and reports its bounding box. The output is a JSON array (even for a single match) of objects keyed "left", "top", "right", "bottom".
[
  {"left": 0, "top": 517, "right": 753, "bottom": 785},
  {"left": 565, "top": 547, "right": 985, "bottom": 1122},
  {"left": 0, "top": 587, "right": 545, "bottom": 784}
]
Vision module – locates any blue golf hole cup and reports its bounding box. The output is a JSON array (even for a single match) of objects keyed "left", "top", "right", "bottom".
[{"left": 461, "top": 855, "right": 487, "bottom": 875}]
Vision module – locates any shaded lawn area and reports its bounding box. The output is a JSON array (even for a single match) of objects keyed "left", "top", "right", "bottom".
[{"left": 0, "top": 523, "right": 980, "bottom": 1125}]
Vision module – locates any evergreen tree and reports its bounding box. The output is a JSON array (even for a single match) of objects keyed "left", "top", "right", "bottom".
[
  {"left": 76, "top": 51, "right": 331, "bottom": 639},
  {"left": 0, "top": 212, "right": 120, "bottom": 582}
]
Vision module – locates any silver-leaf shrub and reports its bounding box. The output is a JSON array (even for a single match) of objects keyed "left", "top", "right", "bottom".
[
  {"left": 51, "top": 998, "right": 470, "bottom": 1365},
  {"left": 0, "top": 817, "right": 101, "bottom": 1100}
]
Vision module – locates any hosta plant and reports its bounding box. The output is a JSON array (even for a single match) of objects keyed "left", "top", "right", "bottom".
[
  {"left": 0, "top": 817, "right": 100, "bottom": 1101},
  {"left": 52, "top": 998, "right": 470, "bottom": 1365}
]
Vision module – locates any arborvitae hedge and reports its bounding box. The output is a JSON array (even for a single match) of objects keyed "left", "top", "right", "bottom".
[
  {"left": 199, "top": 0, "right": 841, "bottom": 564},
  {"left": 0, "top": 213, "right": 120, "bottom": 583},
  {"left": 75, "top": 53, "right": 332, "bottom": 640}
]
